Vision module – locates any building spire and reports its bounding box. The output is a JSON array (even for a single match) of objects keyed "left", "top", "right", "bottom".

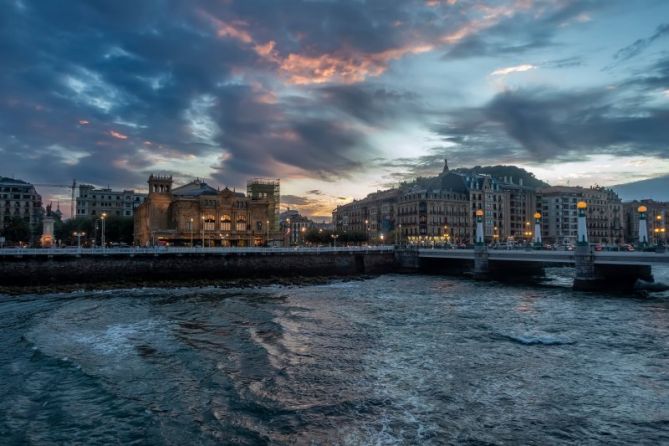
[{"left": 442, "top": 158, "right": 449, "bottom": 173}]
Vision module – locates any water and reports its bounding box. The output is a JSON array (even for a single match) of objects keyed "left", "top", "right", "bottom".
[{"left": 1, "top": 269, "right": 668, "bottom": 445}]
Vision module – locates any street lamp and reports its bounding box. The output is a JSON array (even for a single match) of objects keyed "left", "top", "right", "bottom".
[
  {"left": 201, "top": 215, "right": 205, "bottom": 248},
  {"left": 73, "top": 231, "right": 85, "bottom": 249},
  {"left": 266, "top": 220, "right": 270, "bottom": 247},
  {"left": 101, "top": 212, "right": 107, "bottom": 249},
  {"left": 301, "top": 226, "right": 306, "bottom": 245},
  {"left": 365, "top": 219, "right": 369, "bottom": 242},
  {"left": 190, "top": 217, "right": 194, "bottom": 247},
  {"left": 331, "top": 233, "right": 339, "bottom": 248}
]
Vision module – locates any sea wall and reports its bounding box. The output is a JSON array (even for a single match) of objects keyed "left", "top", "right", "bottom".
[{"left": 0, "top": 251, "right": 396, "bottom": 286}]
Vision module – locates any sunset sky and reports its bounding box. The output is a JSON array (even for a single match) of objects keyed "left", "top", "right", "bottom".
[{"left": 2, "top": 0, "right": 668, "bottom": 218}]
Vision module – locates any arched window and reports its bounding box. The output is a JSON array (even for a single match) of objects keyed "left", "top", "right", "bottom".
[
  {"left": 203, "top": 215, "right": 215, "bottom": 231},
  {"left": 236, "top": 215, "right": 247, "bottom": 232},
  {"left": 220, "top": 214, "right": 231, "bottom": 231}
]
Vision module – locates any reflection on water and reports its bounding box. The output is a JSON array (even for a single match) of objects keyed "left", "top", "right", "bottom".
[{"left": 1, "top": 271, "right": 668, "bottom": 445}]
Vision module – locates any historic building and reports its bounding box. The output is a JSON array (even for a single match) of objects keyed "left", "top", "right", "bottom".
[
  {"left": 134, "top": 175, "right": 279, "bottom": 247},
  {"left": 0, "top": 176, "right": 43, "bottom": 241},
  {"left": 537, "top": 186, "right": 624, "bottom": 245},
  {"left": 623, "top": 199, "right": 668, "bottom": 244},
  {"left": 77, "top": 184, "right": 147, "bottom": 217}
]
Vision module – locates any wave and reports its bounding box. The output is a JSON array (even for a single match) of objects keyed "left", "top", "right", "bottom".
[{"left": 493, "top": 332, "right": 576, "bottom": 346}]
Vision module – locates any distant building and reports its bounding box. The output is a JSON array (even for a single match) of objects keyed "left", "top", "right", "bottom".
[
  {"left": 76, "top": 184, "right": 147, "bottom": 217},
  {"left": 0, "top": 176, "right": 43, "bottom": 239},
  {"left": 280, "top": 209, "right": 314, "bottom": 245},
  {"left": 538, "top": 186, "right": 623, "bottom": 245},
  {"left": 134, "top": 175, "right": 279, "bottom": 247},
  {"left": 623, "top": 199, "right": 668, "bottom": 244},
  {"left": 333, "top": 160, "right": 535, "bottom": 245}
]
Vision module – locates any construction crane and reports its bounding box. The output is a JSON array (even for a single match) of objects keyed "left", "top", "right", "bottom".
[{"left": 32, "top": 180, "right": 77, "bottom": 218}]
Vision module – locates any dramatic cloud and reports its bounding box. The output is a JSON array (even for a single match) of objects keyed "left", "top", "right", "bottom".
[{"left": 1, "top": 0, "right": 668, "bottom": 216}]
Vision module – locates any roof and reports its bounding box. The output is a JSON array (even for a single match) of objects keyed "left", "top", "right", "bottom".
[
  {"left": 0, "top": 176, "right": 30, "bottom": 185},
  {"left": 171, "top": 179, "right": 218, "bottom": 197}
]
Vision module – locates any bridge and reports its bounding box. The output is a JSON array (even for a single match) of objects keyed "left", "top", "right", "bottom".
[
  {"left": 417, "top": 248, "right": 669, "bottom": 266},
  {"left": 396, "top": 246, "right": 669, "bottom": 291}
]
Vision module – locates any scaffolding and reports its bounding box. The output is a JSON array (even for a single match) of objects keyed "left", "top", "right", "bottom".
[{"left": 247, "top": 178, "right": 280, "bottom": 235}]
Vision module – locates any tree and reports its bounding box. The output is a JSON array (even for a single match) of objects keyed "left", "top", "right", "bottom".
[{"left": 1, "top": 217, "right": 31, "bottom": 244}]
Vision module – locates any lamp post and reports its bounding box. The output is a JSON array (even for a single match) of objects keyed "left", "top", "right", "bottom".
[
  {"left": 101, "top": 212, "right": 107, "bottom": 249},
  {"left": 286, "top": 218, "right": 291, "bottom": 246},
  {"left": 533, "top": 212, "right": 542, "bottom": 249},
  {"left": 379, "top": 233, "right": 384, "bottom": 245},
  {"left": 577, "top": 201, "right": 588, "bottom": 245},
  {"left": 300, "top": 226, "right": 306, "bottom": 245},
  {"left": 190, "top": 217, "right": 194, "bottom": 247},
  {"left": 201, "top": 215, "right": 205, "bottom": 248},
  {"left": 331, "top": 233, "right": 339, "bottom": 248},
  {"left": 266, "top": 220, "right": 270, "bottom": 247},
  {"left": 365, "top": 219, "right": 369, "bottom": 243},
  {"left": 73, "top": 231, "right": 85, "bottom": 250},
  {"left": 637, "top": 205, "right": 648, "bottom": 247}
]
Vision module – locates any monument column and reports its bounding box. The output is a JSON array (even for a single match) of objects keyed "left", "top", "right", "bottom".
[
  {"left": 533, "top": 211, "right": 542, "bottom": 249},
  {"left": 637, "top": 205, "right": 648, "bottom": 247}
]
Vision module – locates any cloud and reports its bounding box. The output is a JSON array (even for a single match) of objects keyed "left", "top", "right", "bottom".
[
  {"left": 613, "top": 23, "right": 669, "bottom": 63},
  {"left": 490, "top": 64, "right": 537, "bottom": 76},
  {"left": 432, "top": 85, "right": 669, "bottom": 164}
]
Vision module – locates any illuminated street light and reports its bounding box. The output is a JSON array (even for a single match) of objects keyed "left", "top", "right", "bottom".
[{"left": 101, "top": 212, "right": 107, "bottom": 249}]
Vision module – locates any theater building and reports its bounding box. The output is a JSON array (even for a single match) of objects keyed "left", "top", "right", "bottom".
[{"left": 134, "top": 175, "right": 278, "bottom": 247}]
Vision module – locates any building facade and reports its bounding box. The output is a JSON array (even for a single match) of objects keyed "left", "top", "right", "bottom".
[
  {"left": 623, "top": 199, "right": 668, "bottom": 244},
  {"left": 538, "top": 186, "right": 624, "bottom": 245},
  {"left": 0, "top": 176, "right": 43, "bottom": 241},
  {"left": 77, "top": 184, "right": 147, "bottom": 217},
  {"left": 134, "top": 175, "right": 278, "bottom": 247}
]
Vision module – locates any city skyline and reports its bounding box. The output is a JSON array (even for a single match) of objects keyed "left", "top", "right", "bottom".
[{"left": 2, "top": 0, "right": 669, "bottom": 218}]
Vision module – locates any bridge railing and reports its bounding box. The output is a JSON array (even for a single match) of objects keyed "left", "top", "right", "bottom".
[{"left": 0, "top": 246, "right": 395, "bottom": 257}]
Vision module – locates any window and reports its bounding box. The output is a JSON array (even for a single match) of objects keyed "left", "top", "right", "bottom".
[
  {"left": 220, "top": 215, "right": 231, "bottom": 231},
  {"left": 204, "top": 215, "right": 216, "bottom": 231},
  {"left": 236, "top": 215, "right": 247, "bottom": 232}
]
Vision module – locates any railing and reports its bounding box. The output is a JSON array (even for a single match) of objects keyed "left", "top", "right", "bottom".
[{"left": 0, "top": 246, "right": 395, "bottom": 256}]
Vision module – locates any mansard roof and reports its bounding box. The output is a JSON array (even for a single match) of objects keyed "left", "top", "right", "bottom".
[{"left": 171, "top": 179, "right": 218, "bottom": 197}]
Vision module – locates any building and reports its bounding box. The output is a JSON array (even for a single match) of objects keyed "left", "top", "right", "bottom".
[
  {"left": 0, "top": 176, "right": 43, "bottom": 241},
  {"left": 623, "top": 199, "right": 668, "bottom": 244},
  {"left": 333, "top": 189, "right": 400, "bottom": 240},
  {"left": 280, "top": 209, "right": 314, "bottom": 245},
  {"left": 134, "top": 175, "right": 279, "bottom": 247},
  {"left": 538, "top": 186, "right": 624, "bottom": 245},
  {"left": 396, "top": 166, "right": 470, "bottom": 245},
  {"left": 333, "top": 161, "right": 470, "bottom": 245},
  {"left": 76, "top": 184, "right": 147, "bottom": 217},
  {"left": 247, "top": 178, "right": 280, "bottom": 232}
]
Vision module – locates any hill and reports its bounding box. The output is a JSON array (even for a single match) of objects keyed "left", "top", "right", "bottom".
[
  {"left": 452, "top": 165, "right": 549, "bottom": 189},
  {"left": 612, "top": 175, "right": 669, "bottom": 202}
]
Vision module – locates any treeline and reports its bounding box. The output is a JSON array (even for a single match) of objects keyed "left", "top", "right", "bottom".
[{"left": 0, "top": 215, "right": 134, "bottom": 246}]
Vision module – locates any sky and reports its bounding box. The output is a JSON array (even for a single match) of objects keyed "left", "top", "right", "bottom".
[{"left": 1, "top": 0, "right": 668, "bottom": 218}]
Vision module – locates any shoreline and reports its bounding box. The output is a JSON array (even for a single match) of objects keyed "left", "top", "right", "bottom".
[{"left": 0, "top": 274, "right": 381, "bottom": 296}]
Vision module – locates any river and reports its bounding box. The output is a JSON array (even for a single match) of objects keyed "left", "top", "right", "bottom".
[{"left": 1, "top": 268, "right": 668, "bottom": 445}]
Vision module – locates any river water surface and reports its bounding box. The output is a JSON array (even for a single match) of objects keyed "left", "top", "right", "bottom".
[{"left": 1, "top": 269, "right": 668, "bottom": 445}]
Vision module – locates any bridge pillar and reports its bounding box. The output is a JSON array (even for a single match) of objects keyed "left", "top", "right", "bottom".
[
  {"left": 573, "top": 243, "right": 597, "bottom": 290},
  {"left": 473, "top": 209, "right": 489, "bottom": 279},
  {"left": 473, "top": 245, "right": 489, "bottom": 279}
]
